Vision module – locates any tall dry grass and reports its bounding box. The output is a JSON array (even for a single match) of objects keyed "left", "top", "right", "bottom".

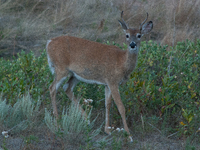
[{"left": 0, "top": 0, "right": 200, "bottom": 56}]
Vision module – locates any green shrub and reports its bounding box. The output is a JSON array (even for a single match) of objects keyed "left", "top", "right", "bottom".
[
  {"left": 0, "top": 93, "right": 41, "bottom": 133},
  {"left": 0, "top": 50, "right": 51, "bottom": 105},
  {"left": 45, "top": 102, "right": 109, "bottom": 148},
  {"left": 1, "top": 39, "right": 200, "bottom": 138},
  {"left": 118, "top": 40, "right": 200, "bottom": 136}
]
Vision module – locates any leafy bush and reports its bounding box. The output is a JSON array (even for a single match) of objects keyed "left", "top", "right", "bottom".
[
  {"left": 0, "top": 40, "right": 200, "bottom": 138},
  {"left": 119, "top": 40, "right": 200, "bottom": 136},
  {"left": 0, "top": 50, "right": 51, "bottom": 105}
]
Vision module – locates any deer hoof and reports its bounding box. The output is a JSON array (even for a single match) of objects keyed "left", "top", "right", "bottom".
[
  {"left": 129, "top": 136, "right": 133, "bottom": 142},
  {"left": 105, "top": 126, "right": 112, "bottom": 135}
]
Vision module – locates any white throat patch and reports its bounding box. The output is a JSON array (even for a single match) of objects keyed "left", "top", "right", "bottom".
[{"left": 128, "top": 46, "right": 138, "bottom": 53}]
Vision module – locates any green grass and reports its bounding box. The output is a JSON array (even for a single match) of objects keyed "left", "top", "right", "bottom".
[{"left": 0, "top": 93, "right": 41, "bottom": 133}]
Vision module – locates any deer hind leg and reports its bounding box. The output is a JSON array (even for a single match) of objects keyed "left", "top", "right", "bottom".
[
  {"left": 104, "top": 85, "right": 112, "bottom": 135},
  {"left": 63, "top": 76, "right": 88, "bottom": 121},
  {"left": 108, "top": 84, "right": 133, "bottom": 142},
  {"left": 49, "top": 70, "right": 68, "bottom": 119}
]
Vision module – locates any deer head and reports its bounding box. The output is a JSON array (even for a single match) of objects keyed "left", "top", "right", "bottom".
[{"left": 118, "top": 11, "right": 153, "bottom": 53}]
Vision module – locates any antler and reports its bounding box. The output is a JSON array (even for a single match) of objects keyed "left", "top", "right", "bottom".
[
  {"left": 140, "top": 13, "right": 148, "bottom": 31},
  {"left": 118, "top": 11, "right": 128, "bottom": 30},
  {"left": 120, "top": 11, "right": 126, "bottom": 25}
]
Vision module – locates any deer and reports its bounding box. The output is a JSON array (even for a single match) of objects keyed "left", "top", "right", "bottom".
[{"left": 46, "top": 11, "right": 153, "bottom": 142}]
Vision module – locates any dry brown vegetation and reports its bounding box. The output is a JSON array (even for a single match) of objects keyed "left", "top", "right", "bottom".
[{"left": 0, "top": 0, "right": 200, "bottom": 58}]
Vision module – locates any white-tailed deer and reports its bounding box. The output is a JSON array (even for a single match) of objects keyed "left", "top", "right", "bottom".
[{"left": 46, "top": 11, "right": 153, "bottom": 142}]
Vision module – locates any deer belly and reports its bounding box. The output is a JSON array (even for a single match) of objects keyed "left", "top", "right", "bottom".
[{"left": 73, "top": 73, "right": 105, "bottom": 85}]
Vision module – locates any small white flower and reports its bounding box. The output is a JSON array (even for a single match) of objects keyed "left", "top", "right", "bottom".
[
  {"left": 2, "top": 131, "right": 7, "bottom": 136},
  {"left": 107, "top": 126, "right": 111, "bottom": 129},
  {"left": 2, "top": 131, "right": 9, "bottom": 138},
  {"left": 87, "top": 99, "right": 93, "bottom": 103},
  {"left": 112, "top": 127, "right": 115, "bottom": 130},
  {"left": 121, "top": 128, "right": 124, "bottom": 131},
  {"left": 116, "top": 128, "right": 120, "bottom": 132},
  {"left": 181, "top": 72, "right": 183, "bottom": 75},
  {"left": 84, "top": 99, "right": 88, "bottom": 103}
]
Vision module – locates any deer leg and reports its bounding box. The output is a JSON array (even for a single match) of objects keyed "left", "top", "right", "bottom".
[
  {"left": 63, "top": 76, "right": 88, "bottom": 120},
  {"left": 49, "top": 79, "right": 58, "bottom": 118},
  {"left": 49, "top": 71, "right": 68, "bottom": 119},
  {"left": 109, "top": 84, "right": 133, "bottom": 142},
  {"left": 104, "top": 85, "right": 112, "bottom": 135}
]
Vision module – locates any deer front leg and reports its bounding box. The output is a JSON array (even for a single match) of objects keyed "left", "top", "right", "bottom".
[
  {"left": 105, "top": 85, "right": 112, "bottom": 135},
  {"left": 109, "top": 84, "right": 133, "bottom": 142}
]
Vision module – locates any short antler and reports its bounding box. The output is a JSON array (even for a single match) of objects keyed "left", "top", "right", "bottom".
[
  {"left": 121, "top": 11, "right": 126, "bottom": 24},
  {"left": 118, "top": 11, "right": 128, "bottom": 30},
  {"left": 140, "top": 13, "right": 148, "bottom": 31}
]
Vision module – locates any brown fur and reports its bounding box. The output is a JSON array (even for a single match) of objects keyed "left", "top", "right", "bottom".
[
  {"left": 47, "top": 12, "right": 153, "bottom": 142},
  {"left": 48, "top": 36, "right": 137, "bottom": 84}
]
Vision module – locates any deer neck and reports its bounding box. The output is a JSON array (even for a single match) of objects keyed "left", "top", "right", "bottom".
[{"left": 124, "top": 48, "right": 139, "bottom": 74}]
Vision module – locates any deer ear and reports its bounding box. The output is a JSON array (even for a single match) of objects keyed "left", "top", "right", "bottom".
[{"left": 141, "top": 21, "right": 153, "bottom": 34}]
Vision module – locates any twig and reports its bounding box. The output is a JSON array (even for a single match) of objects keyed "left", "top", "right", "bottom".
[
  {"left": 141, "top": 113, "right": 144, "bottom": 131},
  {"left": 178, "top": 44, "right": 190, "bottom": 62},
  {"left": 16, "top": 44, "right": 28, "bottom": 50},
  {"left": 167, "top": 131, "right": 179, "bottom": 138},
  {"left": 7, "top": 120, "right": 27, "bottom": 132},
  {"left": 13, "top": 35, "right": 16, "bottom": 57},
  {"left": 167, "top": 2, "right": 176, "bottom": 76},
  {"left": 147, "top": 122, "right": 161, "bottom": 134},
  {"left": 98, "top": 98, "right": 105, "bottom": 102}
]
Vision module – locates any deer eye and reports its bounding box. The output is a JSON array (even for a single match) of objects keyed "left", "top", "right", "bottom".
[
  {"left": 126, "top": 35, "right": 129, "bottom": 38},
  {"left": 137, "top": 34, "right": 141, "bottom": 38}
]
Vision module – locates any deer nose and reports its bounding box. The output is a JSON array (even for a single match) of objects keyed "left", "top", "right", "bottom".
[{"left": 129, "top": 42, "right": 136, "bottom": 49}]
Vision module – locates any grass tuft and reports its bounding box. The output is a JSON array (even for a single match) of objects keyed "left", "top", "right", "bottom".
[
  {"left": 45, "top": 102, "right": 110, "bottom": 148},
  {"left": 0, "top": 93, "right": 41, "bottom": 133}
]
